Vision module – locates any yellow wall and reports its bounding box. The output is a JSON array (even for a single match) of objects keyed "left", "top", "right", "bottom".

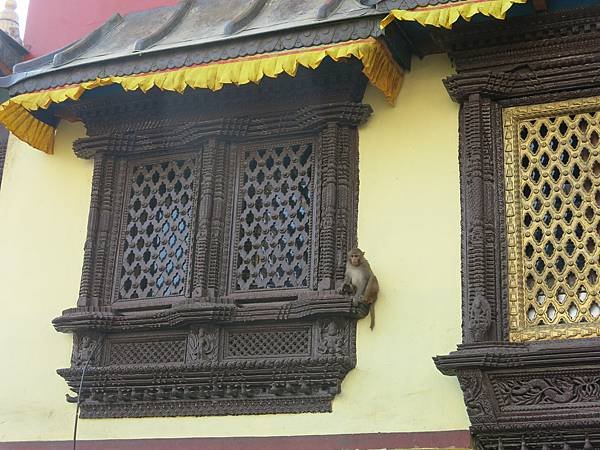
[{"left": 0, "top": 54, "right": 467, "bottom": 442}]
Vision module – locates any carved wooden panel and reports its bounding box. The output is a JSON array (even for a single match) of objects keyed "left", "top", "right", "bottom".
[
  {"left": 59, "top": 318, "right": 357, "bottom": 418},
  {"left": 492, "top": 370, "right": 600, "bottom": 410},
  {"left": 117, "top": 157, "right": 196, "bottom": 301},
  {"left": 232, "top": 139, "right": 315, "bottom": 292},
  {"left": 107, "top": 339, "right": 186, "bottom": 365},
  {"left": 224, "top": 325, "right": 311, "bottom": 358},
  {"left": 504, "top": 98, "right": 600, "bottom": 341}
]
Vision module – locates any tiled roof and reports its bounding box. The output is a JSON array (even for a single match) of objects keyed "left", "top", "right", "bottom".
[{"left": 1, "top": 0, "right": 390, "bottom": 92}]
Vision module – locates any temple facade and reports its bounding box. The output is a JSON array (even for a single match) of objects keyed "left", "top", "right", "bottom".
[{"left": 0, "top": 1, "right": 599, "bottom": 449}]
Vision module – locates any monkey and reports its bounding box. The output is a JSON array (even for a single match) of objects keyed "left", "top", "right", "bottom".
[{"left": 339, "top": 248, "right": 379, "bottom": 330}]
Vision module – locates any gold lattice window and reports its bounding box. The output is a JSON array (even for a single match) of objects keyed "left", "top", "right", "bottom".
[{"left": 504, "top": 97, "right": 600, "bottom": 342}]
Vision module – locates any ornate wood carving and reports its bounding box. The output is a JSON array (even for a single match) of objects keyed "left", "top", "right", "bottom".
[
  {"left": 461, "top": 95, "right": 493, "bottom": 343},
  {"left": 231, "top": 137, "right": 316, "bottom": 293},
  {"left": 54, "top": 61, "right": 370, "bottom": 417},
  {"left": 318, "top": 122, "right": 338, "bottom": 290},
  {"left": 435, "top": 6, "right": 600, "bottom": 448},
  {"left": 186, "top": 326, "right": 218, "bottom": 363},
  {"left": 207, "top": 140, "right": 229, "bottom": 298},
  {"left": 192, "top": 140, "right": 215, "bottom": 300},
  {"left": 436, "top": 343, "right": 600, "bottom": 447}
]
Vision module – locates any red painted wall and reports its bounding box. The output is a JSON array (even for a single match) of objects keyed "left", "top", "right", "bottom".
[{"left": 24, "top": 0, "right": 179, "bottom": 58}]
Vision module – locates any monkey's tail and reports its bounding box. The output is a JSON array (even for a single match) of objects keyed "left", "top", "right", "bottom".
[{"left": 369, "top": 304, "right": 375, "bottom": 330}]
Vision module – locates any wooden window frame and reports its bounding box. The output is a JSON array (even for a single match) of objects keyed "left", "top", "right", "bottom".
[{"left": 53, "top": 63, "right": 373, "bottom": 418}]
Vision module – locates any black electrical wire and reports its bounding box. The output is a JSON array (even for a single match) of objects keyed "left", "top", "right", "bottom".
[{"left": 72, "top": 337, "right": 103, "bottom": 450}]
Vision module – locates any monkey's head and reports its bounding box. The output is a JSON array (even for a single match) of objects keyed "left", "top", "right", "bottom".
[{"left": 347, "top": 248, "right": 365, "bottom": 267}]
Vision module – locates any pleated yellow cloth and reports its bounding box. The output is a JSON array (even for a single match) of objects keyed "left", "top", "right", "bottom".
[
  {"left": 381, "top": 0, "right": 527, "bottom": 29},
  {"left": 0, "top": 37, "right": 403, "bottom": 154}
]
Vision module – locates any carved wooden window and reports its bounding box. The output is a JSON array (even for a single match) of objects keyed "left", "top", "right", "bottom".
[
  {"left": 434, "top": 12, "right": 600, "bottom": 448},
  {"left": 504, "top": 97, "right": 600, "bottom": 341},
  {"left": 56, "top": 81, "right": 371, "bottom": 418}
]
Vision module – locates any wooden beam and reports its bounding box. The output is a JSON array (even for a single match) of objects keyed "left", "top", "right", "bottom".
[{"left": 532, "top": 0, "right": 548, "bottom": 12}]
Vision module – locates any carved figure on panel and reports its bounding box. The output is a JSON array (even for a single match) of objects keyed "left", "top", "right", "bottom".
[
  {"left": 468, "top": 294, "right": 492, "bottom": 342},
  {"left": 71, "top": 333, "right": 103, "bottom": 367},
  {"left": 187, "top": 327, "right": 218, "bottom": 362},
  {"left": 339, "top": 247, "right": 379, "bottom": 329},
  {"left": 317, "top": 320, "right": 347, "bottom": 355}
]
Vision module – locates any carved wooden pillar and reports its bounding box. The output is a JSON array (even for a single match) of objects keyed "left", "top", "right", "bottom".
[
  {"left": 318, "top": 122, "right": 338, "bottom": 290},
  {"left": 335, "top": 126, "right": 357, "bottom": 281},
  {"left": 90, "top": 157, "right": 115, "bottom": 309},
  {"left": 77, "top": 153, "right": 105, "bottom": 308},
  {"left": 192, "top": 139, "right": 216, "bottom": 300},
  {"left": 459, "top": 93, "right": 503, "bottom": 343},
  {"left": 206, "top": 139, "right": 229, "bottom": 298},
  {"left": 103, "top": 158, "right": 128, "bottom": 304}
]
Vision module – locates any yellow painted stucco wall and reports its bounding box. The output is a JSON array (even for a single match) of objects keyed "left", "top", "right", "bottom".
[{"left": 0, "top": 53, "right": 467, "bottom": 442}]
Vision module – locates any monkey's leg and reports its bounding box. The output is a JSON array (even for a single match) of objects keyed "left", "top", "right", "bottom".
[{"left": 352, "top": 279, "right": 367, "bottom": 305}]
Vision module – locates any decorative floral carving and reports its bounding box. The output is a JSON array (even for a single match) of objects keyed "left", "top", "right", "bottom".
[{"left": 497, "top": 376, "right": 600, "bottom": 406}]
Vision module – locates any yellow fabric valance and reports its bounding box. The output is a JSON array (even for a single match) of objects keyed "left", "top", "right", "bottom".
[
  {"left": 381, "top": 0, "right": 527, "bottom": 30},
  {"left": 0, "top": 38, "right": 402, "bottom": 154}
]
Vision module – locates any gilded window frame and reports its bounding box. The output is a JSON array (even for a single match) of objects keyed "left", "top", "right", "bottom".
[{"left": 503, "top": 97, "right": 600, "bottom": 342}]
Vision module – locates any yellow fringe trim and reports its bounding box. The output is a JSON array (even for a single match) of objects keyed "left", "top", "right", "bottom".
[
  {"left": 0, "top": 38, "right": 403, "bottom": 154},
  {"left": 381, "top": 0, "right": 527, "bottom": 29}
]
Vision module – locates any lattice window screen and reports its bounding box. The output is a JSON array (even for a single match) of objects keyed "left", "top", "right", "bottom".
[
  {"left": 118, "top": 158, "right": 195, "bottom": 300},
  {"left": 504, "top": 99, "right": 600, "bottom": 341},
  {"left": 225, "top": 328, "right": 311, "bottom": 358},
  {"left": 233, "top": 140, "right": 314, "bottom": 291},
  {"left": 108, "top": 340, "right": 186, "bottom": 365}
]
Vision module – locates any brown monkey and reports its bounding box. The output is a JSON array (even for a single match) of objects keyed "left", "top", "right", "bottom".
[{"left": 339, "top": 248, "right": 379, "bottom": 330}]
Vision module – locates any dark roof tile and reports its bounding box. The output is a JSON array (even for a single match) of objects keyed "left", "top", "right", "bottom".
[{"left": 2, "top": 0, "right": 389, "bottom": 93}]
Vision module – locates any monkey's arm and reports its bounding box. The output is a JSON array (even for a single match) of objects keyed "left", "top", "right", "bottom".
[{"left": 338, "top": 267, "right": 355, "bottom": 295}]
